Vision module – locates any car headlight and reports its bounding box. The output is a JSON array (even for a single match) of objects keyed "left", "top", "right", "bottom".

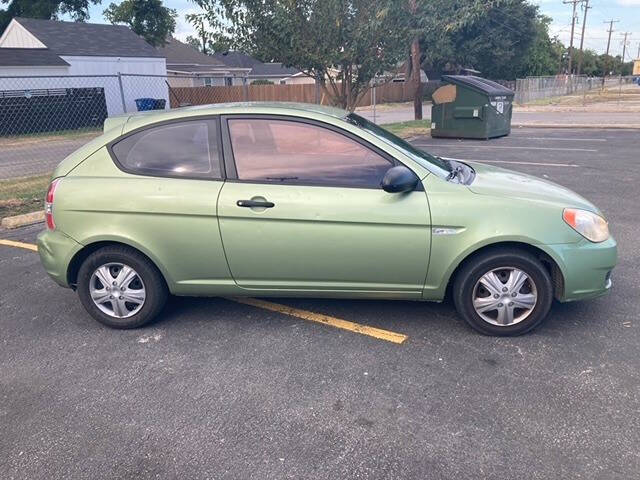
[{"left": 563, "top": 208, "right": 609, "bottom": 242}]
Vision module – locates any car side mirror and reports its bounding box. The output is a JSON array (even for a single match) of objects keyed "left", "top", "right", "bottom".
[{"left": 381, "top": 166, "right": 419, "bottom": 193}]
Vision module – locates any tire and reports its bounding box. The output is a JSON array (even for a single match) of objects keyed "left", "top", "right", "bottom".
[
  {"left": 452, "top": 248, "right": 553, "bottom": 336},
  {"left": 77, "top": 245, "right": 168, "bottom": 329}
]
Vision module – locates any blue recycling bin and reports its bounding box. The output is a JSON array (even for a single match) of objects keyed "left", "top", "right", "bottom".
[{"left": 135, "top": 98, "right": 156, "bottom": 111}]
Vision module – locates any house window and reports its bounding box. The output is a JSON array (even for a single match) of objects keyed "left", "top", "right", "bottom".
[
  {"left": 204, "top": 77, "right": 213, "bottom": 87},
  {"left": 225, "top": 77, "right": 233, "bottom": 86}
]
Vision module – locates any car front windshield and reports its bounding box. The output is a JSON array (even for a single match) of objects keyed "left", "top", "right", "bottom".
[{"left": 345, "top": 113, "right": 451, "bottom": 178}]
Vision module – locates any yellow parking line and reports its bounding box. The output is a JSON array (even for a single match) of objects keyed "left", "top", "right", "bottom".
[
  {"left": 0, "top": 239, "right": 38, "bottom": 251},
  {"left": 227, "top": 297, "right": 408, "bottom": 344},
  {"left": 0, "top": 238, "right": 408, "bottom": 344}
]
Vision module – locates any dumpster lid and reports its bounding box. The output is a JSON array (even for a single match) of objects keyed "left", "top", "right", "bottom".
[{"left": 441, "top": 75, "right": 514, "bottom": 97}]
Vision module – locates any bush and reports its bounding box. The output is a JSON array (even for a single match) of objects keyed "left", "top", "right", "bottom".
[{"left": 251, "top": 79, "right": 274, "bottom": 85}]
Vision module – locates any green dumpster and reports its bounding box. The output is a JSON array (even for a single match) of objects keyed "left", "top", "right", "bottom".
[{"left": 430, "top": 75, "right": 514, "bottom": 139}]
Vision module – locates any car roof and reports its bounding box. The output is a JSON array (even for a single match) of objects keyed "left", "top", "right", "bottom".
[
  {"left": 144, "top": 101, "right": 346, "bottom": 120},
  {"left": 115, "top": 102, "right": 350, "bottom": 134}
]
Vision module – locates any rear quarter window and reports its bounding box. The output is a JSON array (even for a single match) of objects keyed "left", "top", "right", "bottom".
[{"left": 111, "top": 120, "right": 221, "bottom": 179}]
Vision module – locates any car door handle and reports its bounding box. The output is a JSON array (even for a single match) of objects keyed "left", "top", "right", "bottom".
[{"left": 236, "top": 199, "right": 275, "bottom": 208}]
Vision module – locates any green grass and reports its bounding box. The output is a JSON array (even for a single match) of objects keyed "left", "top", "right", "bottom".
[
  {"left": 0, "top": 174, "right": 51, "bottom": 219},
  {"left": 0, "top": 128, "right": 101, "bottom": 147},
  {"left": 381, "top": 119, "right": 431, "bottom": 138}
]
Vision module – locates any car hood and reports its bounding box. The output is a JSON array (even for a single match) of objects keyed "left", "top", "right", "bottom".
[{"left": 465, "top": 161, "right": 598, "bottom": 212}]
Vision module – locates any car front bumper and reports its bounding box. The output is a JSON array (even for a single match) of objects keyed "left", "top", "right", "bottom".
[
  {"left": 37, "top": 229, "right": 83, "bottom": 288},
  {"left": 546, "top": 236, "right": 617, "bottom": 302}
]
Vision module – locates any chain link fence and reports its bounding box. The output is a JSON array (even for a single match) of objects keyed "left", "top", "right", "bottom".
[
  {"left": 0, "top": 73, "right": 255, "bottom": 218},
  {"left": 1, "top": 72, "right": 636, "bottom": 220},
  {"left": 514, "top": 75, "right": 635, "bottom": 104}
]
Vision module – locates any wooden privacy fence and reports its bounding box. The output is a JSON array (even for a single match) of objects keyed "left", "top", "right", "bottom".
[{"left": 168, "top": 82, "right": 434, "bottom": 108}]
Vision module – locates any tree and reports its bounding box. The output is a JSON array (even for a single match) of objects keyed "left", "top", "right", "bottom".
[
  {"left": 104, "top": 0, "right": 176, "bottom": 47},
  {"left": 185, "top": 35, "right": 204, "bottom": 52},
  {"left": 0, "top": 0, "right": 100, "bottom": 32},
  {"left": 191, "top": 0, "right": 410, "bottom": 111},
  {"left": 185, "top": 11, "right": 234, "bottom": 54},
  {"left": 408, "top": 0, "right": 499, "bottom": 118},
  {"left": 513, "top": 15, "right": 563, "bottom": 77}
]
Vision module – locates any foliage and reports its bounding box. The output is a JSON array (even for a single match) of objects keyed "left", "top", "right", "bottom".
[
  {"left": 512, "top": 14, "right": 564, "bottom": 77},
  {"left": 418, "top": 0, "right": 547, "bottom": 80},
  {"left": 251, "top": 79, "right": 274, "bottom": 85},
  {"left": 185, "top": 35, "right": 204, "bottom": 52},
  {"left": 185, "top": 9, "right": 233, "bottom": 54},
  {"left": 190, "top": 0, "right": 410, "bottom": 111},
  {"left": 104, "top": 0, "right": 176, "bottom": 47},
  {"left": 0, "top": 0, "right": 100, "bottom": 31}
]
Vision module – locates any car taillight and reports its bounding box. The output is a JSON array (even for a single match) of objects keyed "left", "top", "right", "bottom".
[{"left": 45, "top": 178, "right": 61, "bottom": 230}]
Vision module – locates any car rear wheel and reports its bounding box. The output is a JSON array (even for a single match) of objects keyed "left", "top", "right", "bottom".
[
  {"left": 453, "top": 248, "right": 553, "bottom": 336},
  {"left": 77, "top": 246, "right": 167, "bottom": 329}
]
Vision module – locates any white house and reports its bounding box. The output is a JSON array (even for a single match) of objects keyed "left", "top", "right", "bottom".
[{"left": 0, "top": 17, "right": 169, "bottom": 115}]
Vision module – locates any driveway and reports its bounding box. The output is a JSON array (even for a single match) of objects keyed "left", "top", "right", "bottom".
[{"left": 1, "top": 128, "right": 638, "bottom": 479}]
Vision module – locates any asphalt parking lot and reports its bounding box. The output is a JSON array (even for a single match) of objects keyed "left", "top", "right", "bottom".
[{"left": 1, "top": 127, "right": 638, "bottom": 479}]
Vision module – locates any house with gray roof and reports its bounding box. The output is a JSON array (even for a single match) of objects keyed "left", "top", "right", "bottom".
[
  {"left": 0, "top": 17, "right": 168, "bottom": 114},
  {"left": 211, "top": 51, "right": 309, "bottom": 84},
  {"left": 156, "top": 38, "right": 250, "bottom": 88}
]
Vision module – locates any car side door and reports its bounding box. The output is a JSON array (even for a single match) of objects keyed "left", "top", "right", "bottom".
[{"left": 216, "top": 115, "right": 432, "bottom": 297}]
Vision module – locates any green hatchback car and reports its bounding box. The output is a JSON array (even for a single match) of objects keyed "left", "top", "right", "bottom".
[{"left": 37, "top": 103, "right": 616, "bottom": 335}]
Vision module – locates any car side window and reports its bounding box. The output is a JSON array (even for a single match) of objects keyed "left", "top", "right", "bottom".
[
  {"left": 228, "top": 118, "right": 391, "bottom": 188},
  {"left": 111, "top": 120, "right": 221, "bottom": 178}
]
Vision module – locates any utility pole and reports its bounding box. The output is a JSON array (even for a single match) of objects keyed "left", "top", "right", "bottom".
[
  {"left": 602, "top": 20, "right": 619, "bottom": 87},
  {"left": 563, "top": 0, "right": 580, "bottom": 76},
  {"left": 620, "top": 32, "right": 631, "bottom": 64},
  {"left": 618, "top": 32, "right": 631, "bottom": 102},
  {"left": 576, "top": 0, "right": 591, "bottom": 76},
  {"left": 408, "top": 0, "right": 422, "bottom": 120}
]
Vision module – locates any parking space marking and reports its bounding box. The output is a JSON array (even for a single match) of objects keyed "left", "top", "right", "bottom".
[
  {"left": 441, "top": 156, "right": 580, "bottom": 168},
  {"left": 481, "top": 160, "right": 580, "bottom": 167},
  {"left": 516, "top": 137, "right": 607, "bottom": 142},
  {"left": 227, "top": 297, "right": 409, "bottom": 344},
  {"left": 0, "top": 238, "right": 38, "bottom": 251},
  {"left": 413, "top": 144, "right": 598, "bottom": 152},
  {"left": 0, "top": 238, "right": 408, "bottom": 344}
]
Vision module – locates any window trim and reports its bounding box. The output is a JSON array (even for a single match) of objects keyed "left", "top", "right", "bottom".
[
  {"left": 106, "top": 116, "right": 225, "bottom": 181},
  {"left": 220, "top": 114, "right": 420, "bottom": 191}
]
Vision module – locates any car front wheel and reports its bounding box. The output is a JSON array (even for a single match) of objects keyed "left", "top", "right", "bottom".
[
  {"left": 453, "top": 248, "right": 554, "bottom": 336},
  {"left": 77, "top": 246, "right": 168, "bottom": 329}
]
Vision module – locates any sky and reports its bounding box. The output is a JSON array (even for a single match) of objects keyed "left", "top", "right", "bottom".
[{"left": 76, "top": 0, "right": 640, "bottom": 59}]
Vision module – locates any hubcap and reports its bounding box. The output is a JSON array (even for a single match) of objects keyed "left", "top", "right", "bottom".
[
  {"left": 89, "top": 262, "right": 146, "bottom": 318},
  {"left": 472, "top": 267, "right": 537, "bottom": 326}
]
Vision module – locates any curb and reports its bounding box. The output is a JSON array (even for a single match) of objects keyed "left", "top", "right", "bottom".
[
  {"left": 1, "top": 211, "right": 44, "bottom": 229},
  {"left": 513, "top": 123, "right": 640, "bottom": 130}
]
